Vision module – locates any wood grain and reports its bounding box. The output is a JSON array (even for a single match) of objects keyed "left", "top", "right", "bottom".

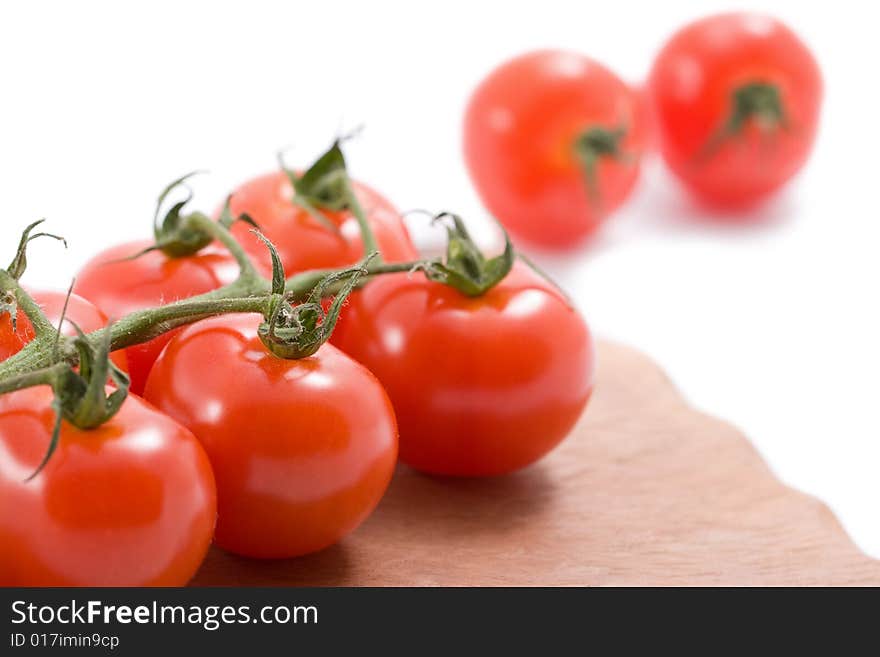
[{"left": 193, "top": 340, "right": 880, "bottom": 586}]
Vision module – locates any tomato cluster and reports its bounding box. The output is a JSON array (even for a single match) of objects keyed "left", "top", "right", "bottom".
[
  {"left": 0, "top": 142, "right": 593, "bottom": 585},
  {"left": 464, "top": 13, "right": 822, "bottom": 246},
  {"left": 0, "top": 10, "right": 821, "bottom": 587}
]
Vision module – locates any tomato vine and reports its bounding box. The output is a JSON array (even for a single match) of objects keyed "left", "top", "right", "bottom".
[{"left": 0, "top": 139, "right": 559, "bottom": 480}]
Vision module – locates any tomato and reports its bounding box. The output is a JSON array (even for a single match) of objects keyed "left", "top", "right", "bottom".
[
  {"left": 332, "top": 261, "right": 594, "bottom": 476},
  {"left": 74, "top": 242, "right": 238, "bottom": 395},
  {"left": 0, "top": 289, "right": 127, "bottom": 371},
  {"left": 226, "top": 171, "right": 417, "bottom": 274},
  {"left": 0, "top": 386, "right": 216, "bottom": 586},
  {"left": 463, "top": 50, "right": 644, "bottom": 248},
  {"left": 143, "top": 313, "right": 398, "bottom": 558},
  {"left": 647, "top": 13, "right": 822, "bottom": 207}
]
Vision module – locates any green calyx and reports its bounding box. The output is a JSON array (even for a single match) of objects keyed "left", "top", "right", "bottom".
[
  {"left": 574, "top": 124, "right": 629, "bottom": 204},
  {"left": 279, "top": 139, "right": 352, "bottom": 235},
  {"left": 28, "top": 322, "right": 130, "bottom": 481},
  {"left": 279, "top": 137, "right": 383, "bottom": 260},
  {"left": 57, "top": 324, "right": 129, "bottom": 429},
  {"left": 149, "top": 171, "right": 215, "bottom": 257},
  {"left": 122, "top": 172, "right": 257, "bottom": 262},
  {"left": 252, "top": 227, "right": 371, "bottom": 359},
  {"left": 416, "top": 212, "right": 572, "bottom": 303},
  {"left": 258, "top": 264, "right": 368, "bottom": 360},
  {"left": 701, "top": 81, "right": 788, "bottom": 159},
  {"left": 291, "top": 140, "right": 352, "bottom": 212},
  {"left": 727, "top": 82, "right": 787, "bottom": 133},
  {"left": 421, "top": 213, "right": 514, "bottom": 297}
]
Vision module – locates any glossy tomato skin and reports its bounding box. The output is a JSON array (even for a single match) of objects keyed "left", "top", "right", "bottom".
[
  {"left": 648, "top": 13, "right": 822, "bottom": 207},
  {"left": 226, "top": 171, "right": 418, "bottom": 274},
  {"left": 0, "top": 290, "right": 126, "bottom": 370},
  {"left": 74, "top": 241, "right": 238, "bottom": 395},
  {"left": 0, "top": 387, "right": 216, "bottom": 586},
  {"left": 464, "top": 50, "right": 644, "bottom": 248},
  {"left": 143, "top": 314, "right": 398, "bottom": 559},
  {"left": 332, "top": 262, "right": 594, "bottom": 476}
]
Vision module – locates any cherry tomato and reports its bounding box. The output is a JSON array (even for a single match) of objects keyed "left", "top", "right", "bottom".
[
  {"left": 143, "top": 314, "right": 398, "bottom": 559},
  {"left": 647, "top": 13, "right": 822, "bottom": 207},
  {"left": 332, "top": 262, "right": 594, "bottom": 476},
  {"left": 74, "top": 242, "right": 238, "bottom": 395},
  {"left": 463, "top": 50, "right": 644, "bottom": 248},
  {"left": 0, "top": 290, "right": 127, "bottom": 371},
  {"left": 226, "top": 171, "right": 417, "bottom": 274},
  {"left": 0, "top": 386, "right": 216, "bottom": 586}
]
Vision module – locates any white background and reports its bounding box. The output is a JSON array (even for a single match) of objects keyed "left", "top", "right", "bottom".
[{"left": 2, "top": 1, "right": 878, "bottom": 558}]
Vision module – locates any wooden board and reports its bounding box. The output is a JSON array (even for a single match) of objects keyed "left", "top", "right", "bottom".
[{"left": 193, "top": 341, "right": 880, "bottom": 586}]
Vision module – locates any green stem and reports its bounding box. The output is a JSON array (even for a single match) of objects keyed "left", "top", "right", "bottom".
[
  {"left": 0, "top": 278, "right": 266, "bottom": 381},
  {"left": 0, "top": 363, "right": 66, "bottom": 396},
  {"left": 0, "top": 270, "right": 55, "bottom": 338},
  {"left": 285, "top": 259, "right": 418, "bottom": 301},
  {"left": 293, "top": 195, "right": 342, "bottom": 236},
  {"left": 106, "top": 295, "right": 272, "bottom": 350},
  {"left": 0, "top": 257, "right": 424, "bottom": 388},
  {"left": 343, "top": 177, "right": 380, "bottom": 261},
  {"left": 189, "top": 214, "right": 260, "bottom": 280},
  {"left": 0, "top": 339, "right": 66, "bottom": 381}
]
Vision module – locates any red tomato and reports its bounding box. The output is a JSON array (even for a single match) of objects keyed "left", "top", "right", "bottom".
[
  {"left": 0, "top": 290, "right": 127, "bottom": 371},
  {"left": 332, "top": 262, "right": 594, "bottom": 476},
  {"left": 0, "top": 387, "right": 216, "bottom": 586},
  {"left": 648, "top": 13, "right": 822, "bottom": 207},
  {"left": 74, "top": 242, "right": 238, "bottom": 395},
  {"left": 143, "top": 314, "right": 398, "bottom": 558},
  {"left": 463, "top": 50, "right": 644, "bottom": 248},
  {"left": 226, "top": 171, "right": 417, "bottom": 274}
]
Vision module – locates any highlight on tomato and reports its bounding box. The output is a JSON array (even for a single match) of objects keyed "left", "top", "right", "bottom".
[
  {"left": 333, "top": 214, "right": 594, "bottom": 477},
  {"left": 74, "top": 175, "right": 239, "bottom": 394},
  {"left": 463, "top": 50, "right": 645, "bottom": 248},
  {"left": 0, "top": 323, "right": 216, "bottom": 586},
  {"left": 226, "top": 140, "right": 417, "bottom": 275},
  {"left": 647, "top": 12, "right": 822, "bottom": 208},
  {"left": 144, "top": 259, "right": 398, "bottom": 559}
]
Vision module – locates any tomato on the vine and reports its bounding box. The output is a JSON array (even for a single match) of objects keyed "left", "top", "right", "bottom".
[
  {"left": 0, "top": 290, "right": 126, "bottom": 370},
  {"left": 463, "top": 50, "right": 644, "bottom": 247},
  {"left": 332, "top": 260, "right": 594, "bottom": 477},
  {"left": 143, "top": 313, "right": 398, "bottom": 558},
  {"left": 74, "top": 243, "right": 237, "bottom": 395},
  {"left": 226, "top": 171, "right": 417, "bottom": 274},
  {"left": 0, "top": 386, "right": 216, "bottom": 586},
  {"left": 647, "top": 13, "right": 822, "bottom": 207}
]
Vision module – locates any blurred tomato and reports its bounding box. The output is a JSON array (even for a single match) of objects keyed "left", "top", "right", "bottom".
[
  {"left": 648, "top": 13, "right": 822, "bottom": 207},
  {"left": 464, "top": 50, "right": 644, "bottom": 247}
]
